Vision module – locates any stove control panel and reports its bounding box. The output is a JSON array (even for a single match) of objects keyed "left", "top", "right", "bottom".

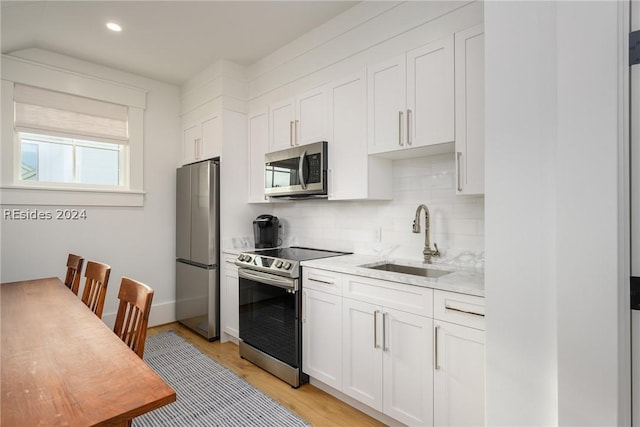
[{"left": 235, "top": 253, "right": 299, "bottom": 278}]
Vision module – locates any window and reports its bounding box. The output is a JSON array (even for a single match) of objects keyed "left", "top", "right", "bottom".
[
  {"left": 13, "top": 84, "right": 129, "bottom": 190},
  {"left": 19, "top": 133, "right": 123, "bottom": 187},
  {"left": 1, "top": 55, "right": 146, "bottom": 206}
]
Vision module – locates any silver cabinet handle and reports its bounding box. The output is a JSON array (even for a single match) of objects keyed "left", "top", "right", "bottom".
[
  {"left": 307, "top": 277, "right": 334, "bottom": 285},
  {"left": 294, "top": 119, "right": 299, "bottom": 146},
  {"left": 289, "top": 121, "right": 294, "bottom": 147},
  {"left": 374, "top": 310, "right": 381, "bottom": 349},
  {"left": 398, "top": 111, "right": 404, "bottom": 146},
  {"left": 456, "top": 151, "right": 463, "bottom": 191},
  {"left": 383, "top": 312, "right": 389, "bottom": 351},
  {"left": 434, "top": 325, "right": 440, "bottom": 370},
  {"left": 406, "top": 109, "right": 412, "bottom": 145},
  {"left": 445, "top": 304, "right": 485, "bottom": 317},
  {"left": 298, "top": 149, "right": 307, "bottom": 189},
  {"left": 195, "top": 138, "right": 202, "bottom": 159},
  {"left": 302, "top": 291, "right": 306, "bottom": 323},
  {"left": 328, "top": 168, "right": 333, "bottom": 199}
]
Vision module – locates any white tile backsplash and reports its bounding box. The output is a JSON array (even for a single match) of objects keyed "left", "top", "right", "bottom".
[{"left": 271, "top": 153, "right": 485, "bottom": 267}]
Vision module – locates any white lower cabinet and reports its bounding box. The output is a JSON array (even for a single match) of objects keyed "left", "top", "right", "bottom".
[
  {"left": 302, "top": 268, "right": 343, "bottom": 389},
  {"left": 342, "top": 298, "right": 383, "bottom": 409},
  {"left": 433, "top": 290, "right": 485, "bottom": 427},
  {"left": 342, "top": 298, "right": 433, "bottom": 426},
  {"left": 433, "top": 320, "right": 485, "bottom": 426},
  {"left": 302, "top": 268, "right": 484, "bottom": 427},
  {"left": 302, "top": 289, "right": 343, "bottom": 389},
  {"left": 220, "top": 254, "right": 239, "bottom": 342}
]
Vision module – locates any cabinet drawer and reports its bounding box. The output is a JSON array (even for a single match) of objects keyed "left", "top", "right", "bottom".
[
  {"left": 343, "top": 274, "right": 432, "bottom": 317},
  {"left": 434, "top": 290, "right": 484, "bottom": 330},
  {"left": 303, "top": 268, "right": 343, "bottom": 295}
]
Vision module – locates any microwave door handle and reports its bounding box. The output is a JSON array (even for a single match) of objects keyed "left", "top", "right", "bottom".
[{"left": 298, "top": 150, "right": 307, "bottom": 190}]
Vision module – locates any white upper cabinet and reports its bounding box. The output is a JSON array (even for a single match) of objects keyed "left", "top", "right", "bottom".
[
  {"left": 200, "top": 114, "right": 222, "bottom": 160},
  {"left": 269, "top": 87, "right": 328, "bottom": 152},
  {"left": 367, "top": 55, "right": 407, "bottom": 154},
  {"left": 407, "top": 36, "right": 455, "bottom": 149},
  {"left": 247, "top": 108, "right": 269, "bottom": 203},
  {"left": 297, "top": 87, "right": 328, "bottom": 146},
  {"left": 455, "top": 24, "right": 485, "bottom": 195},
  {"left": 368, "top": 35, "right": 455, "bottom": 156},
  {"left": 269, "top": 97, "right": 296, "bottom": 152},
  {"left": 182, "top": 112, "right": 222, "bottom": 165},
  {"left": 182, "top": 122, "right": 200, "bottom": 164},
  {"left": 327, "top": 71, "right": 392, "bottom": 201}
]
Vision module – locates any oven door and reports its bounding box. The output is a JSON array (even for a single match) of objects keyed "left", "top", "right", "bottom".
[{"left": 238, "top": 269, "right": 300, "bottom": 368}]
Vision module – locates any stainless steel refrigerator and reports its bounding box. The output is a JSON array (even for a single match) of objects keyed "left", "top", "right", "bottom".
[{"left": 175, "top": 159, "right": 220, "bottom": 341}]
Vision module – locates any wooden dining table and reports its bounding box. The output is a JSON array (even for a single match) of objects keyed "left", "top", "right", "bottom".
[{"left": 1, "top": 277, "right": 176, "bottom": 426}]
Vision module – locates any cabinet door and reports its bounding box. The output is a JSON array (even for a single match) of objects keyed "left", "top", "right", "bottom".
[
  {"left": 247, "top": 109, "right": 269, "bottom": 203},
  {"left": 269, "top": 98, "right": 295, "bottom": 152},
  {"left": 328, "top": 71, "right": 367, "bottom": 200},
  {"left": 302, "top": 289, "right": 342, "bottom": 389},
  {"left": 296, "top": 87, "right": 327, "bottom": 147},
  {"left": 342, "top": 298, "right": 383, "bottom": 411},
  {"left": 201, "top": 114, "right": 222, "bottom": 160},
  {"left": 455, "top": 25, "right": 485, "bottom": 195},
  {"left": 434, "top": 320, "right": 485, "bottom": 427},
  {"left": 367, "top": 55, "right": 406, "bottom": 154},
  {"left": 221, "top": 256, "right": 239, "bottom": 342},
  {"left": 182, "top": 122, "right": 200, "bottom": 164},
  {"left": 382, "top": 308, "right": 433, "bottom": 426},
  {"left": 406, "top": 35, "right": 455, "bottom": 148}
]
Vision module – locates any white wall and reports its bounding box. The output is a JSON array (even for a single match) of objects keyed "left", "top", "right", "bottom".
[
  {"left": 0, "top": 49, "right": 181, "bottom": 328},
  {"left": 485, "top": 1, "right": 629, "bottom": 425}
]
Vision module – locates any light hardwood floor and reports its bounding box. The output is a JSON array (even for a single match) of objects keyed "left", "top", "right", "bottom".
[{"left": 147, "top": 323, "right": 385, "bottom": 427}]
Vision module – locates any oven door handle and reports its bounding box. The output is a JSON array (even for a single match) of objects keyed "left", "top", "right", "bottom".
[{"left": 238, "top": 269, "right": 298, "bottom": 291}]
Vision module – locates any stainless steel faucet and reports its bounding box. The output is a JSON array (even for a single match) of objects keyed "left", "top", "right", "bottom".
[{"left": 413, "top": 204, "right": 440, "bottom": 264}]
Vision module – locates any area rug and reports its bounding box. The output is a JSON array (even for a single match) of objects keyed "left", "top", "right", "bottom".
[{"left": 133, "top": 331, "right": 310, "bottom": 427}]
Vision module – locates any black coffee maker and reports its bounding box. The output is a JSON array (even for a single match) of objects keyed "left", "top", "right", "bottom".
[{"left": 253, "top": 214, "right": 279, "bottom": 249}]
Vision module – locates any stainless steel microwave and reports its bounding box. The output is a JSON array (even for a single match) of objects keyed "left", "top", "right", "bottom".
[{"left": 265, "top": 141, "right": 327, "bottom": 198}]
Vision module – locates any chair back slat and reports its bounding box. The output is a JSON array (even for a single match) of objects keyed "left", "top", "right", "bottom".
[
  {"left": 113, "top": 277, "right": 154, "bottom": 358},
  {"left": 64, "top": 254, "right": 84, "bottom": 295},
  {"left": 80, "top": 261, "right": 111, "bottom": 319}
]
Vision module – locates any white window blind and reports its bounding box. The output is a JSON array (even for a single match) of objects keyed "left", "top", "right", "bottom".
[{"left": 14, "top": 84, "right": 129, "bottom": 144}]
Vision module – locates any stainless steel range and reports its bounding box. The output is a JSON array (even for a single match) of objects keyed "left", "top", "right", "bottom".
[{"left": 235, "top": 246, "right": 349, "bottom": 387}]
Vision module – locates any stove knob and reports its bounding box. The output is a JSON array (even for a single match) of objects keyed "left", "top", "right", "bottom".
[
  {"left": 245, "top": 256, "right": 253, "bottom": 263},
  {"left": 283, "top": 262, "right": 292, "bottom": 270},
  {"left": 275, "top": 260, "right": 283, "bottom": 268},
  {"left": 237, "top": 254, "right": 245, "bottom": 262}
]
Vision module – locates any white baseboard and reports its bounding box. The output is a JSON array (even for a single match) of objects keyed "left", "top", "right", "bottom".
[
  {"left": 102, "top": 300, "right": 175, "bottom": 330},
  {"left": 308, "top": 378, "right": 403, "bottom": 427}
]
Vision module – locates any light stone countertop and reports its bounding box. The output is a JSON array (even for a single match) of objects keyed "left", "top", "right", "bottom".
[{"left": 301, "top": 254, "right": 484, "bottom": 297}]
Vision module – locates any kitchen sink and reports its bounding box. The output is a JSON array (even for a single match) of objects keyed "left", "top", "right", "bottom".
[{"left": 363, "top": 263, "right": 451, "bottom": 278}]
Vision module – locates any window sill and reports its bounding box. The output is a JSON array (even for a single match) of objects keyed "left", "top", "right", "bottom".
[{"left": 0, "top": 185, "right": 145, "bottom": 207}]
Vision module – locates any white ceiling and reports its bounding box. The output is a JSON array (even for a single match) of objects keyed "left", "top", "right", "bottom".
[{"left": 1, "top": 1, "right": 359, "bottom": 86}]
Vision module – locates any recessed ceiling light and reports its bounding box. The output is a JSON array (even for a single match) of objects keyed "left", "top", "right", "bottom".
[{"left": 106, "top": 22, "right": 122, "bottom": 32}]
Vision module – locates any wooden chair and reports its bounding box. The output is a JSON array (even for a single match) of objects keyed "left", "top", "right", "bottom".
[
  {"left": 80, "top": 261, "right": 111, "bottom": 319},
  {"left": 64, "top": 253, "right": 84, "bottom": 295},
  {"left": 113, "top": 277, "right": 154, "bottom": 359}
]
